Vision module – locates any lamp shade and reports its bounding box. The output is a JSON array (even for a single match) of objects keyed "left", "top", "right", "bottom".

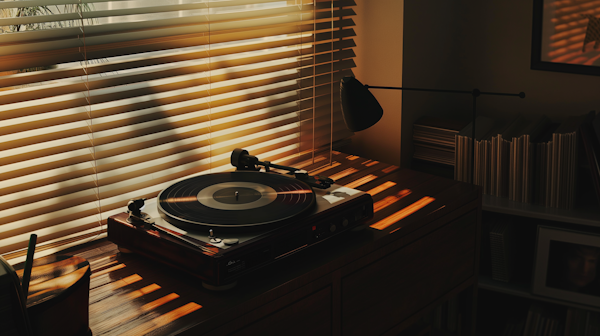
[{"left": 340, "top": 76, "right": 384, "bottom": 132}]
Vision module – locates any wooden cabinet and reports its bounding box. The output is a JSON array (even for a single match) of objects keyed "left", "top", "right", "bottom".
[
  {"left": 71, "top": 152, "right": 481, "bottom": 335},
  {"left": 341, "top": 212, "right": 477, "bottom": 336},
  {"left": 210, "top": 209, "right": 480, "bottom": 336}
]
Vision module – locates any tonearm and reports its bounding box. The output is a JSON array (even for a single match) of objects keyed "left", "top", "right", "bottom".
[{"left": 230, "top": 148, "right": 334, "bottom": 189}]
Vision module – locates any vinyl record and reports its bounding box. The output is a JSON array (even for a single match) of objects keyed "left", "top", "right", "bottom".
[{"left": 157, "top": 171, "right": 315, "bottom": 231}]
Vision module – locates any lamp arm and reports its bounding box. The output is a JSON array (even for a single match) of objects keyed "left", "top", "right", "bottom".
[
  {"left": 365, "top": 85, "right": 472, "bottom": 96},
  {"left": 364, "top": 85, "right": 525, "bottom": 99}
]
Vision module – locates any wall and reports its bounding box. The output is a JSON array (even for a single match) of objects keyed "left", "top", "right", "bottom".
[
  {"left": 341, "top": 0, "right": 404, "bottom": 166},
  {"left": 401, "top": 0, "right": 600, "bottom": 168},
  {"left": 345, "top": 1, "right": 600, "bottom": 168}
]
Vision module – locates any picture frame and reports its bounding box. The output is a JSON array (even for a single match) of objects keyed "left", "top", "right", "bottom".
[
  {"left": 532, "top": 226, "right": 600, "bottom": 307},
  {"left": 531, "top": 0, "right": 600, "bottom": 76}
]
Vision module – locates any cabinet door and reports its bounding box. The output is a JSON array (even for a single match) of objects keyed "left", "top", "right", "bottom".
[
  {"left": 228, "top": 286, "right": 331, "bottom": 336},
  {"left": 342, "top": 211, "right": 477, "bottom": 335}
]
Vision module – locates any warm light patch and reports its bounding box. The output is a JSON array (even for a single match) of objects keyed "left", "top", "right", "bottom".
[
  {"left": 203, "top": 246, "right": 219, "bottom": 256},
  {"left": 122, "top": 274, "right": 143, "bottom": 285},
  {"left": 277, "top": 190, "right": 313, "bottom": 194},
  {"left": 294, "top": 155, "right": 327, "bottom": 169},
  {"left": 370, "top": 197, "right": 436, "bottom": 230},
  {"left": 126, "top": 284, "right": 161, "bottom": 300},
  {"left": 120, "top": 302, "right": 203, "bottom": 336},
  {"left": 90, "top": 284, "right": 168, "bottom": 331},
  {"left": 428, "top": 205, "right": 446, "bottom": 215},
  {"left": 344, "top": 174, "right": 378, "bottom": 189},
  {"left": 382, "top": 165, "right": 399, "bottom": 174},
  {"left": 346, "top": 155, "right": 359, "bottom": 160},
  {"left": 91, "top": 259, "right": 119, "bottom": 271},
  {"left": 121, "top": 221, "right": 135, "bottom": 228},
  {"left": 364, "top": 160, "right": 379, "bottom": 167},
  {"left": 91, "top": 263, "right": 126, "bottom": 279},
  {"left": 585, "top": 53, "right": 600, "bottom": 65},
  {"left": 147, "top": 230, "right": 160, "bottom": 238},
  {"left": 102, "top": 274, "right": 143, "bottom": 292},
  {"left": 309, "top": 161, "right": 341, "bottom": 175},
  {"left": 390, "top": 227, "right": 402, "bottom": 234},
  {"left": 89, "top": 255, "right": 119, "bottom": 272},
  {"left": 367, "top": 181, "right": 397, "bottom": 196},
  {"left": 373, "top": 189, "right": 412, "bottom": 212},
  {"left": 141, "top": 293, "right": 180, "bottom": 312},
  {"left": 163, "top": 196, "right": 199, "bottom": 203},
  {"left": 329, "top": 168, "right": 358, "bottom": 181}
]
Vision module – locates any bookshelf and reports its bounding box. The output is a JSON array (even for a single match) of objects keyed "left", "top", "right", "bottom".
[
  {"left": 410, "top": 113, "right": 600, "bottom": 335},
  {"left": 477, "top": 196, "right": 600, "bottom": 336}
]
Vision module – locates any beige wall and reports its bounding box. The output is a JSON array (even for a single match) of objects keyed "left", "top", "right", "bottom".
[
  {"left": 342, "top": 0, "right": 404, "bottom": 166},
  {"left": 401, "top": 1, "right": 600, "bottom": 169},
  {"left": 345, "top": 1, "right": 600, "bottom": 169}
]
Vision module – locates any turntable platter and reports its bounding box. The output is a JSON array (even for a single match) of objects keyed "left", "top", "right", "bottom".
[{"left": 157, "top": 171, "right": 315, "bottom": 231}]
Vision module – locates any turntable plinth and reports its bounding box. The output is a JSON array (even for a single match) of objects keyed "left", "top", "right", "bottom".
[
  {"left": 107, "top": 175, "right": 374, "bottom": 289},
  {"left": 77, "top": 152, "right": 481, "bottom": 335}
]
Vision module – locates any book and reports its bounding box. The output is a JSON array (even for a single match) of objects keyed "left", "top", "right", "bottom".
[
  {"left": 511, "top": 115, "right": 552, "bottom": 203},
  {"left": 489, "top": 219, "right": 514, "bottom": 282},
  {"left": 533, "top": 122, "right": 559, "bottom": 206},
  {"left": 586, "top": 311, "right": 600, "bottom": 336},
  {"left": 564, "top": 307, "right": 589, "bottom": 336},
  {"left": 454, "top": 116, "right": 495, "bottom": 183},
  {"left": 499, "top": 115, "right": 551, "bottom": 203},
  {"left": 522, "top": 302, "right": 569, "bottom": 336},
  {"left": 446, "top": 296, "right": 459, "bottom": 333},
  {"left": 593, "top": 111, "right": 600, "bottom": 151},
  {"left": 413, "top": 116, "right": 469, "bottom": 168},
  {"left": 547, "top": 113, "right": 591, "bottom": 209},
  {"left": 492, "top": 115, "right": 529, "bottom": 198},
  {"left": 450, "top": 111, "right": 597, "bottom": 209}
]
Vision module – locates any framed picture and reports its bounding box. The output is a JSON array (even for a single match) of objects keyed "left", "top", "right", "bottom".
[
  {"left": 532, "top": 226, "right": 600, "bottom": 307},
  {"left": 531, "top": 0, "right": 600, "bottom": 76}
]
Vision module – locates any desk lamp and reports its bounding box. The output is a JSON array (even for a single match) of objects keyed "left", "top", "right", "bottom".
[{"left": 339, "top": 76, "right": 525, "bottom": 183}]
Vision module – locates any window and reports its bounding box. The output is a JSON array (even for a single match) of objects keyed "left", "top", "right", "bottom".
[{"left": 0, "top": 0, "right": 356, "bottom": 263}]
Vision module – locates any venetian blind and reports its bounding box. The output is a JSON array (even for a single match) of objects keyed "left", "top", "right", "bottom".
[{"left": 0, "top": 0, "right": 356, "bottom": 263}]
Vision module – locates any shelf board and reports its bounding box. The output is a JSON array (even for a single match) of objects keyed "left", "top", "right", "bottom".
[
  {"left": 478, "top": 275, "right": 600, "bottom": 312},
  {"left": 478, "top": 274, "right": 531, "bottom": 298},
  {"left": 482, "top": 194, "right": 600, "bottom": 227}
]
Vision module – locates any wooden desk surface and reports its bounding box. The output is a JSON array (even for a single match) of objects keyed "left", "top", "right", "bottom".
[{"left": 58, "top": 152, "right": 481, "bottom": 335}]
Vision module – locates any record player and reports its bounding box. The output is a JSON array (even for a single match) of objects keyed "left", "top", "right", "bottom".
[{"left": 107, "top": 149, "right": 374, "bottom": 290}]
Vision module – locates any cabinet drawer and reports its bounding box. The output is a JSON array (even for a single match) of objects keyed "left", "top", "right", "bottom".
[
  {"left": 211, "top": 286, "right": 332, "bottom": 336},
  {"left": 341, "top": 211, "right": 477, "bottom": 335}
]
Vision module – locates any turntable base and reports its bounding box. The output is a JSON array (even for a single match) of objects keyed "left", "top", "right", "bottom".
[{"left": 73, "top": 152, "right": 481, "bottom": 336}]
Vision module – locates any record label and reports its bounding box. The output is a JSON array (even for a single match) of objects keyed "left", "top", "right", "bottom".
[
  {"left": 197, "top": 182, "right": 277, "bottom": 210},
  {"left": 158, "top": 171, "right": 315, "bottom": 231}
]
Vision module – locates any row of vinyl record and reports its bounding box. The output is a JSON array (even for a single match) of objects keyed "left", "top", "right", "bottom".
[
  {"left": 453, "top": 111, "right": 600, "bottom": 210},
  {"left": 502, "top": 304, "right": 600, "bottom": 336},
  {"left": 413, "top": 117, "right": 468, "bottom": 166}
]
